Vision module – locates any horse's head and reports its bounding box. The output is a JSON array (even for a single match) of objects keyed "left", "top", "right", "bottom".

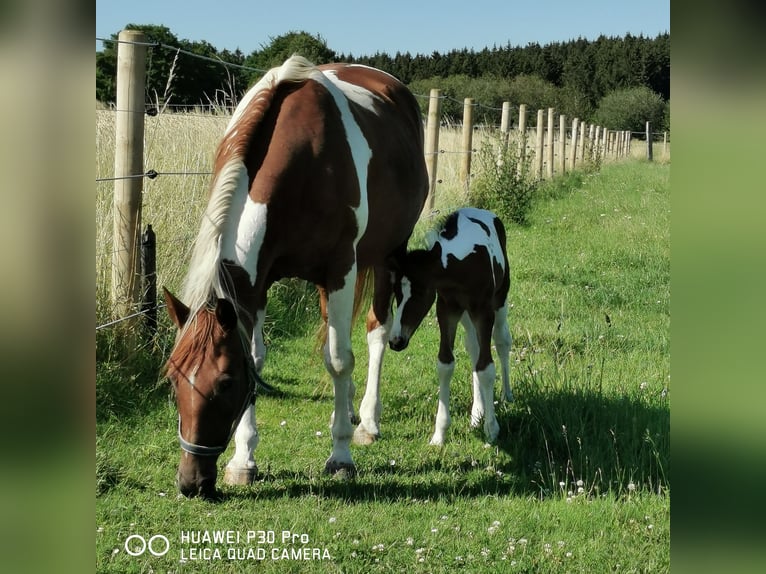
[
  {"left": 389, "top": 248, "right": 439, "bottom": 352},
  {"left": 163, "top": 288, "right": 255, "bottom": 499}
]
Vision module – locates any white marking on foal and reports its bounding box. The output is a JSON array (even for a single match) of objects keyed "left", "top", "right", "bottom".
[
  {"left": 434, "top": 209, "right": 505, "bottom": 281},
  {"left": 430, "top": 360, "right": 455, "bottom": 446},
  {"left": 389, "top": 276, "right": 413, "bottom": 343}
]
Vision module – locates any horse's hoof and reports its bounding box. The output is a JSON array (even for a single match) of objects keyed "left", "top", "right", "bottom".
[
  {"left": 223, "top": 466, "right": 258, "bottom": 485},
  {"left": 324, "top": 460, "right": 357, "bottom": 479},
  {"left": 353, "top": 424, "right": 380, "bottom": 446}
]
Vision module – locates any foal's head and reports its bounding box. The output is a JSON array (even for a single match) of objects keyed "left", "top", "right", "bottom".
[
  {"left": 389, "top": 247, "right": 440, "bottom": 352},
  {"left": 163, "top": 288, "right": 255, "bottom": 499}
]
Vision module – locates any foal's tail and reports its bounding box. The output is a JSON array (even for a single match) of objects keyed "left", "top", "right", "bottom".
[{"left": 313, "top": 267, "right": 375, "bottom": 352}]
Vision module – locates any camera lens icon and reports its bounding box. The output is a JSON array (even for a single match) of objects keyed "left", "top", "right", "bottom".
[{"left": 124, "top": 534, "right": 170, "bottom": 557}]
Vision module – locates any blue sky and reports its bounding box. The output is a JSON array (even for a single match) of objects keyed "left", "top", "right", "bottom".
[{"left": 96, "top": 0, "right": 669, "bottom": 56}]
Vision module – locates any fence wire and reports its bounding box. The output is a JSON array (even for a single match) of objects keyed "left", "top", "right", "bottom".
[{"left": 97, "top": 39, "right": 667, "bottom": 332}]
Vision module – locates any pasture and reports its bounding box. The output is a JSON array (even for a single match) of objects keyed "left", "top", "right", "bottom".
[{"left": 96, "top": 109, "right": 669, "bottom": 573}]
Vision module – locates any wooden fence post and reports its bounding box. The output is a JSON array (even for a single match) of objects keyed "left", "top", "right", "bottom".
[
  {"left": 500, "top": 101, "right": 511, "bottom": 133},
  {"left": 546, "top": 108, "right": 555, "bottom": 178},
  {"left": 517, "top": 104, "right": 527, "bottom": 175},
  {"left": 424, "top": 89, "right": 441, "bottom": 210},
  {"left": 570, "top": 118, "right": 579, "bottom": 170},
  {"left": 588, "top": 124, "right": 595, "bottom": 161},
  {"left": 112, "top": 29, "right": 147, "bottom": 318},
  {"left": 535, "top": 109, "right": 544, "bottom": 180},
  {"left": 579, "top": 121, "right": 587, "bottom": 164},
  {"left": 663, "top": 131, "right": 668, "bottom": 158},
  {"left": 459, "top": 98, "right": 474, "bottom": 190},
  {"left": 601, "top": 128, "right": 609, "bottom": 159},
  {"left": 558, "top": 113, "right": 567, "bottom": 175},
  {"left": 646, "top": 121, "right": 653, "bottom": 161}
]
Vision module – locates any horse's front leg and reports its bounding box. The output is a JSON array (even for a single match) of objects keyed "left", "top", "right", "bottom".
[
  {"left": 323, "top": 266, "right": 358, "bottom": 477},
  {"left": 354, "top": 306, "right": 389, "bottom": 445},
  {"left": 223, "top": 308, "right": 265, "bottom": 485},
  {"left": 430, "top": 298, "right": 461, "bottom": 445},
  {"left": 355, "top": 266, "right": 395, "bottom": 445}
]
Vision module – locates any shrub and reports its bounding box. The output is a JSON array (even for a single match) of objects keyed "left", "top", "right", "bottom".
[
  {"left": 469, "top": 132, "right": 537, "bottom": 226},
  {"left": 592, "top": 86, "right": 666, "bottom": 134}
]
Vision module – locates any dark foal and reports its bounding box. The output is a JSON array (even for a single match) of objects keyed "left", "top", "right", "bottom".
[{"left": 389, "top": 208, "right": 513, "bottom": 445}]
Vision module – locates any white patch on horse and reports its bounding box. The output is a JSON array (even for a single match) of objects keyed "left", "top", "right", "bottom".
[
  {"left": 322, "top": 69, "right": 382, "bottom": 115},
  {"left": 433, "top": 208, "right": 505, "bottom": 284},
  {"left": 219, "top": 161, "right": 268, "bottom": 286},
  {"left": 187, "top": 365, "right": 199, "bottom": 410},
  {"left": 347, "top": 63, "right": 400, "bottom": 82},
  {"left": 313, "top": 70, "right": 372, "bottom": 251}
]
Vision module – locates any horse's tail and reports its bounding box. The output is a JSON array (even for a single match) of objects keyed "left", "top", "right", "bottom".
[{"left": 313, "top": 267, "right": 375, "bottom": 353}]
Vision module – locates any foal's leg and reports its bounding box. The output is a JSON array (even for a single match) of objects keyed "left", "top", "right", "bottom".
[
  {"left": 493, "top": 303, "right": 514, "bottom": 402},
  {"left": 459, "top": 313, "right": 485, "bottom": 428},
  {"left": 431, "top": 298, "right": 461, "bottom": 445},
  {"left": 223, "top": 308, "right": 265, "bottom": 485},
  {"left": 355, "top": 266, "right": 394, "bottom": 445},
  {"left": 323, "top": 265, "right": 359, "bottom": 476},
  {"left": 470, "top": 310, "right": 500, "bottom": 443}
]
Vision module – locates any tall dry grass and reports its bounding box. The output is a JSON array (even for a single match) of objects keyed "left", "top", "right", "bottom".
[{"left": 96, "top": 108, "right": 654, "bottom": 325}]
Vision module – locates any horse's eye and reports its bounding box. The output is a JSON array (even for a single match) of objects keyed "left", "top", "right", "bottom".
[{"left": 217, "top": 377, "right": 234, "bottom": 393}]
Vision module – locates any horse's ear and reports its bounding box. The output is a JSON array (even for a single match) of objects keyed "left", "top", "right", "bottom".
[
  {"left": 163, "top": 287, "right": 189, "bottom": 329},
  {"left": 214, "top": 298, "right": 238, "bottom": 332}
]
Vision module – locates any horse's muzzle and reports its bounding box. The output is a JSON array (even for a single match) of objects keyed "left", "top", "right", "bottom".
[
  {"left": 389, "top": 336, "right": 409, "bottom": 352},
  {"left": 177, "top": 458, "right": 220, "bottom": 499}
]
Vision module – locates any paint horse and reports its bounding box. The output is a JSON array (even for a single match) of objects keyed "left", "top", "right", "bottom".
[
  {"left": 389, "top": 208, "right": 513, "bottom": 445},
  {"left": 163, "top": 56, "right": 428, "bottom": 498}
]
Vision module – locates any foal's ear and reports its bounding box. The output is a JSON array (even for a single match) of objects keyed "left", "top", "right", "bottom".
[
  {"left": 163, "top": 287, "right": 190, "bottom": 329},
  {"left": 214, "top": 298, "right": 238, "bottom": 332}
]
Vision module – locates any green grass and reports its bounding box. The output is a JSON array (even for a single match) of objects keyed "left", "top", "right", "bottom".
[{"left": 96, "top": 110, "right": 669, "bottom": 572}]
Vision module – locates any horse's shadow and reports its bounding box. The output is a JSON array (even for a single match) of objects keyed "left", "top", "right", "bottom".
[{"left": 215, "top": 383, "right": 669, "bottom": 503}]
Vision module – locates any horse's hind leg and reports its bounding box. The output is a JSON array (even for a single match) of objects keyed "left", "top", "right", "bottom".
[
  {"left": 323, "top": 264, "right": 359, "bottom": 477},
  {"left": 321, "top": 287, "right": 359, "bottom": 427},
  {"left": 460, "top": 313, "right": 485, "bottom": 428},
  {"left": 493, "top": 303, "right": 513, "bottom": 402},
  {"left": 470, "top": 310, "right": 500, "bottom": 443},
  {"left": 224, "top": 308, "right": 265, "bottom": 485}
]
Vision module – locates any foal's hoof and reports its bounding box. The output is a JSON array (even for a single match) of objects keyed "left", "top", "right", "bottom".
[
  {"left": 223, "top": 466, "right": 258, "bottom": 486},
  {"left": 324, "top": 460, "right": 357, "bottom": 479},
  {"left": 353, "top": 424, "right": 380, "bottom": 446}
]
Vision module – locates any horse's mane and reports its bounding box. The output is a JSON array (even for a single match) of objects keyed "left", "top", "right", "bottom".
[{"left": 180, "top": 55, "right": 319, "bottom": 316}]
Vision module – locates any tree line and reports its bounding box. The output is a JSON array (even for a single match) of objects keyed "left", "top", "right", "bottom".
[{"left": 96, "top": 26, "right": 669, "bottom": 133}]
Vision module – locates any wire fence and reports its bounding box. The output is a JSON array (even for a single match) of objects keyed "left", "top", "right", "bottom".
[{"left": 96, "top": 34, "right": 669, "bottom": 333}]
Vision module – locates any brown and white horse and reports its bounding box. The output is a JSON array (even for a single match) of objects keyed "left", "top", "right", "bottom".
[
  {"left": 163, "top": 56, "right": 428, "bottom": 498},
  {"left": 388, "top": 208, "right": 513, "bottom": 445}
]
